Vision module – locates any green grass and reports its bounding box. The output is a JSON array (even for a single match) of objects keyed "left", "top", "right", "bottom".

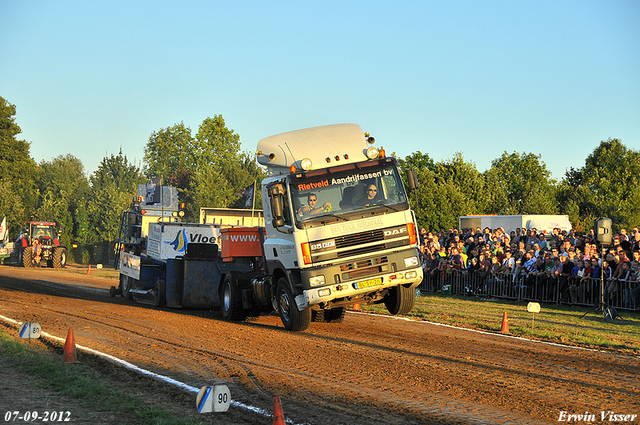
[
  {"left": 67, "top": 266, "right": 120, "bottom": 279},
  {"left": 0, "top": 330, "right": 202, "bottom": 425},
  {"left": 363, "top": 292, "right": 640, "bottom": 354}
]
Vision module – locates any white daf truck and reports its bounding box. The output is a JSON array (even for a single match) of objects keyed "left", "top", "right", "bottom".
[{"left": 254, "top": 123, "right": 423, "bottom": 330}]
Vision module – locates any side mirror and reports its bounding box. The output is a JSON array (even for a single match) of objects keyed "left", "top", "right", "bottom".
[
  {"left": 405, "top": 169, "right": 419, "bottom": 190},
  {"left": 405, "top": 169, "right": 419, "bottom": 208},
  {"left": 268, "top": 184, "right": 290, "bottom": 233}
]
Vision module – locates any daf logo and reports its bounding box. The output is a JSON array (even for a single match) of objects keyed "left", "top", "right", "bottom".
[{"left": 384, "top": 227, "right": 407, "bottom": 237}]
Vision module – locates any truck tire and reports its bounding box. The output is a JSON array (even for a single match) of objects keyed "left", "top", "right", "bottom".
[
  {"left": 384, "top": 284, "right": 415, "bottom": 315},
  {"left": 326, "top": 307, "right": 346, "bottom": 323},
  {"left": 276, "top": 278, "right": 311, "bottom": 331},
  {"left": 311, "top": 309, "right": 326, "bottom": 322},
  {"left": 221, "top": 274, "right": 246, "bottom": 321},
  {"left": 52, "top": 247, "right": 67, "bottom": 268},
  {"left": 312, "top": 307, "right": 345, "bottom": 323},
  {"left": 119, "top": 275, "right": 133, "bottom": 300},
  {"left": 154, "top": 279, "right": 166, "bottom": 307},
  {"left": 22, "top": 247, "right": 34, "bottom": 268}
]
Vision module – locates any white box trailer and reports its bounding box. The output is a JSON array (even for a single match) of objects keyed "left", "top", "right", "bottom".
[
  {"left": 459, "top": 215, "right": 572, "bottom": 236},
  {"left": 147, "top": 222, "right": 222, "bottom": 262}
]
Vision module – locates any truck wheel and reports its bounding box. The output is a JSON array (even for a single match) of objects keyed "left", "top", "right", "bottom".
[
  {"left": 53, "top": 247, "right": 67, "bottom": 268},
  {"left": 154, "top": 279, "right": 166, "bottom": 307},
  {"left": 22, "top": 247, "right": 34, "bottom": 268},
  {"left": 326, "top": 307, "right": 346, "bottom": 323},
  {"left": 384, "top": 284, "right": 416, "bottom": 315},
  {"left": 311, "top": 309, "right": 326, "bottom": 322},
  {"left": 119, "top": 275, "right": 133, "bottom": 300},
  {"left": 276, "top": 278, "right": 311, "bottom": 331},
  {"left": 221, "top": 274, "right": 246, "bottom": 321}
]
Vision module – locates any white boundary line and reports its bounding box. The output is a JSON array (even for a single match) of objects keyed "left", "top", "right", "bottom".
[{"left": 0, "top": 314, "right": 299, "bottom": 424}]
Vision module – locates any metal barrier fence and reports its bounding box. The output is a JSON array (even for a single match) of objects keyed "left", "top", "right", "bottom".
[{"left": 419, "top": 268, "right": 639, "bottom": 312}]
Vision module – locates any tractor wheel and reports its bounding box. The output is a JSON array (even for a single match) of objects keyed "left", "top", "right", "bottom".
[
  {"left": 154, "top": 279, "right": 166, "bottom": 307},
  {"left": 221, "top": 274, "right": 246, "bottom": 321},
  {"left": 22, "top": 247, "right": 34, "bottom": 268},
  {"left": 384, "top": 284, "right": 416, "bottom": 315},
  {"left": 276, "top": 278, "right": 311, "bottom": 331},
  {"left": 52, "top": 247, "right": 67, "bottom": 268},
  {"left": 119, "top": 274, "right": 133, "bottom": 300}
]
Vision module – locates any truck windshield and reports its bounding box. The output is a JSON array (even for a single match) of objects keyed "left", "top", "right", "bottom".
[{"left": 289, "top": 158, "right": 409, "bottom": 226}]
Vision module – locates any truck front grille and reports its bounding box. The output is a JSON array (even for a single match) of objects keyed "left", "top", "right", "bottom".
[
  {"left": 334, "top": 229, "right": 384, "bottom": 248},
  {"left": 309, "top": 225, "right": 409, "bottom": 264}
]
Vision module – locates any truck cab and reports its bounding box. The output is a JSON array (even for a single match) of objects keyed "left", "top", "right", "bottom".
[{"left": 257, "top": 124, "right": 423, "bottom": 330}]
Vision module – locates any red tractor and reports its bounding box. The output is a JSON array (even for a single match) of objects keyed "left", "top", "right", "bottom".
[{"left": 15, "top": 222, "right": 67, "bottom": 268}]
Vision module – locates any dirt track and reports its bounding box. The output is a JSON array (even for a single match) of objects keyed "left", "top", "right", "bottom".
[{"left": 0, "top": 265, "right": 639, "bottom": 424}]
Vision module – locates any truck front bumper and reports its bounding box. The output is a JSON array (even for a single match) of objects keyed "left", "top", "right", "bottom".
[{"left": 296, "top": 249, "right": 423, "bottom": 310}]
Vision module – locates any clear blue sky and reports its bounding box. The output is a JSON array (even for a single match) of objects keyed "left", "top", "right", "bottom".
[{"left": 1, "top": 0, "right": 638, "bottom": 181}]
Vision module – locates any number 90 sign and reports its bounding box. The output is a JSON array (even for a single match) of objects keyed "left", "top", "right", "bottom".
[{"left": 196, "top": 384, "right": 230, "bottom": 413}]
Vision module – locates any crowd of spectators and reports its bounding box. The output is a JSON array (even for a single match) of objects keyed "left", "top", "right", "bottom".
[{"left": 417, "top": 225, "right": 640, "bottom": 310}]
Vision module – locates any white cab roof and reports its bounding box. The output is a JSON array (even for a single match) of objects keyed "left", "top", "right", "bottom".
[{"left": 256, "top": 124, "right": 369, "bottom": 175}]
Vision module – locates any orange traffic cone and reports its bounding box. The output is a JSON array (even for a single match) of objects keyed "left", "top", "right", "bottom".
[
  {"left": 63, "top": 328, "right": 78, "bottom": 362},
  {"left": 501, "top": 311, "right": 509, "bottom": 333},
  {"left": 273, "top": 396, "right": 285, "bottom": 425},
  {"left": 353, "top": 303, "right": 361, "bottom": 311},
  {"left": 86, "top": 265, "right": 91, "bottom": 275}
]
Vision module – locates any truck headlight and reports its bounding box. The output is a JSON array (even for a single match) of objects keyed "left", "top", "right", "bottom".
[
  {"left": 309, "top": 275, "right": 326, "bottom": 287},
  {"left": 318, "top": 288, "right": 331, "bottom": 297},
  {"left": 366, "top": 146, "right": 379, "bottom": 160},
  {"left": 405, "top": 271, "right": 418, "bottom": 279},
  {"left": 404, "top": 256, "right": 419, "bottom": 268}
]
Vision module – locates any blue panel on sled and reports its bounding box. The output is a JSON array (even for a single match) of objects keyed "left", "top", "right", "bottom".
[
  {"left": 182, "top": 259, "right": 221, "bottom": 309},
  {"left": 166, "top": 258, "right": 183, "bottom": 308}
]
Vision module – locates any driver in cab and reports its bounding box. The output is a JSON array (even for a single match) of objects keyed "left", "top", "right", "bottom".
[
  {"left": 298, "top": 193, "right": 330, "bottom": 216},
  {"left": 363, "top": 184, "right": 382, "bottom": 206}
]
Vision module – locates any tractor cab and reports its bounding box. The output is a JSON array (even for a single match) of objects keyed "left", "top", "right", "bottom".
[{"left": 15, "top": 221, "right": 67, "bottom": 268}]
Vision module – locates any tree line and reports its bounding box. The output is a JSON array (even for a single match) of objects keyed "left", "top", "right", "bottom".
[
  {"left": 1, "top": 95, "right": 638, "bottom": 248},
  {"left": 398, "top": 140, "right": 640, "bottom": 233}
]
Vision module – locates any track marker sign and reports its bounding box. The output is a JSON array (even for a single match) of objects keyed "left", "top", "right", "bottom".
[
  {"left": 196, "top": 384, "right": 230, "bottom": 413},
  {"left": 527, "top": 302, "right": 541, "bottom": 329},
  {"left": 19, "top": 323, "right": 41, "bottom": 340}
]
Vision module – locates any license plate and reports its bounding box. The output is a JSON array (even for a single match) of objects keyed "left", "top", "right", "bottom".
[{"left": 354, "top": 277, "right": 383, "bottom": 289}]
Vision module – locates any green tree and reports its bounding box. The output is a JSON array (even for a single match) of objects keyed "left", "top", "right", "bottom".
[
  {"left": 398, "top": 152, "right": 448, "bottom": 231},
  {"left": 91, "top": 149, "right": 144, "bottom": 194},
  {"left": 484, "top": 151, "right": 557, "bottom": 215},
  {"left": 397, "top": 150, "right": 436, "bottom": 174},
  {"left": 35, "top": 154, "right": 90, "bottom": 242},
  {"left": 557, "top": 139, "right": 640, "bottom": 232},
  {"left": 0, "top": 96, "right": 38, "bottom": 234},
  {"left": 189, "top": 116, "right": 243, "bottom": 215},
  {"left": 88, "top": 151, "right": 144, "bottom": 242},
  {"left": 434, "top": 152, "right": 487, "bottom": 215},
  {"left": 0, "top": 180, "right": 25, "bottom": 237},
  {"left": 144, "top": 116, "right": 266, "bottom": 220},
  {"left": 87, "top": 184, "right": 130, "bottom": 242},
  {"left": 399, "top": 151, "right": 488, "bottom": 231},
  {"left": 143, "top": 122, "right": 195, "bottom": 181}
]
